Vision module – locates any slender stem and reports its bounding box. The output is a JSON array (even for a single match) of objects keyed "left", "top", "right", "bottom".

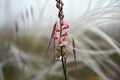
[
  {"left": 56, "top": 0, "right": 68, "bottom": 79},
  {"left": 59, "top": 11, "right": 68, "bottom": 80},
  {"left": 60, "top": 46, "right": 68, "bottom": 80}
]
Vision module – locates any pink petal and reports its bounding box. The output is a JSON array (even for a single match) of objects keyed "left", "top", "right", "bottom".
[
  {"left": 65, "top": 24, "right": 69, "bottom": 28},
  {"left": 63, "top": 41, "right": 69, "bottom": 47},
  {"left": 53, "top": 34, "right": 58, "bottom": 39},
  {"left": 57, "top": 37, "right": 62, "bottom": 44},
  {"left": 55, "top": 25, "right": 60, "bottom": 32},
  {"left": 63, "top": 31, "right": 68, "bottom": 36},
  {"left": 64, "top": 56, "right": 67, "bottom": 60},
  {"left": 63, "top": 36, "right": 67, "bottom": 41},
  {"left": 61, "top": 20, "right": 65, "bottom": 26}
]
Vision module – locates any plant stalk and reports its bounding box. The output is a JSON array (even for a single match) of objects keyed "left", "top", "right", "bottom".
[{"left": 60, "top": 13, "right": 68, "bottom": 80}]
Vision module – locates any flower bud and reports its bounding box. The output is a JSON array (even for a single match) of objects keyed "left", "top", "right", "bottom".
[
  {"left": 57, "top": 37, "right": 62, "bottom": 44},
  {"left": 53, "top": 34, "right": 58, "bottom": 39},
  {"left": 55, "top": 25, "right": 60, "bottom": 32},
  {"left": 64, "top": 56, "right": 67, "bottom": 60},
  {"left": 56, "top": 2, "right": 59, "bottom": 8},
  {"left": 63, "top": 41, "right": 69, "bottom": 47},
  {"left": 58, "top": 12, "right": 64, "bottom": 18},
  {"left": 61, "top": 20, "right": 65, "bottom": 26},
  {"left": 62, "top": 25, "right": 69, "bottom": 29},
  {"left": 56, "top": 47, "right": 60, "bottom": 52},
  {"left": 63, "top": 31, "right": 68, "bottom": 36},
  {"left": 60, "top": 41, "right": 69, "bottom": 47},
  {"left": 64, "top": 24, "right": 69, "bottom": 29},
  {"left": 63, "top": 36, "right": 67, "bottom": 41}
]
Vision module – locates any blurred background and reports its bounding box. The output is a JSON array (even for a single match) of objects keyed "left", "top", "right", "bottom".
[{"left": 0, "top": 0, "right": 120, "bottom": 80}]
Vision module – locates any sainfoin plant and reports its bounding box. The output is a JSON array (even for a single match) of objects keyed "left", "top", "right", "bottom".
[{"left": 46, "top": 0, "right": 76, "bottom": 80}]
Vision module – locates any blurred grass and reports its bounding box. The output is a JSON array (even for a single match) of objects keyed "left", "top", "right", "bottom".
[
  {"left": 0, "top": 34, "right": 120, "bottom": 80},
  {"left": 68, "top": 65, "right": 100, "bottom": 80},
  {"left": 15, "top": 35, "right": 49, "bottom": 55},
  {"left": 110, "top": 54, "right": 120, "bottom": 65},
  {"left": 3, "top": 63, "right": 23, "bottom": 80}
]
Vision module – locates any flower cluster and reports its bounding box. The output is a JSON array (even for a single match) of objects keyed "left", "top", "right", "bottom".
[
  {"left": 53, "top": 0, "right": 69, "bottom": 61},
  {"left": 53, "top": 22, "right": 69, "bottom": 47},
  {"left": 53, "top": 21, "right": 69, "bottom": 61}
]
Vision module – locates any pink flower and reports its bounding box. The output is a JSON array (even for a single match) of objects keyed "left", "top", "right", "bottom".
[
  {"left": 62, "top": 24, "right": 69, "bottom": 29},
  {"left": 65, "top": 24, "right": 69, "bottom": 28},
  {"left": 63, "top": 41, "right": 69, "bottom": 47},
  {"left": 57, "top": 37, "right": 62, "bottom": 44},
  {"left": 53, "top": 34, "right": 58, "bottom": 39},
  {"left": 61, "top": 20, "right": 65, "bottom": 25},
  {"left": 60, "top": 41, "right": 69, "bottom": 47},
  {"left": 63, "top": 31, "right": 68, "bottom": 36},
  {"left": 63, "top": 36, "right": 67, "bottom": 41},
  {"left": 64, "top": 56, "right": 67, "bottom": 60},
  {"left": 55, "top": 25, "right": 60, "bottom": 32}
]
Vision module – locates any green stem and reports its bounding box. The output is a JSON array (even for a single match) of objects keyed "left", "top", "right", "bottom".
[
  {"left": 60, "top": 46, "right": 68, "bottom": 80},
  {"left": 59, "top": 14, "right": 67, "bottom": 80},
  {"left": 58, "top": 0, "right": 67, "bottom": 79},
  {"left": 59, "top": 15, "right": 68, "bottom": 80}
]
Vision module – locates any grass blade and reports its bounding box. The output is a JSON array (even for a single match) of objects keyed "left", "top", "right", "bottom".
[
  {"left": 15, "top": 21, "right": 20, "bottom": 43},
  {"left": 72, "top": 38, "right": 77, "bottom": 72},
  {"left": 45, "top": 21, "right": 57, "bottom": 54},
  {"left": 72, "top": 38, "right": 77, "bottom": 64}
]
